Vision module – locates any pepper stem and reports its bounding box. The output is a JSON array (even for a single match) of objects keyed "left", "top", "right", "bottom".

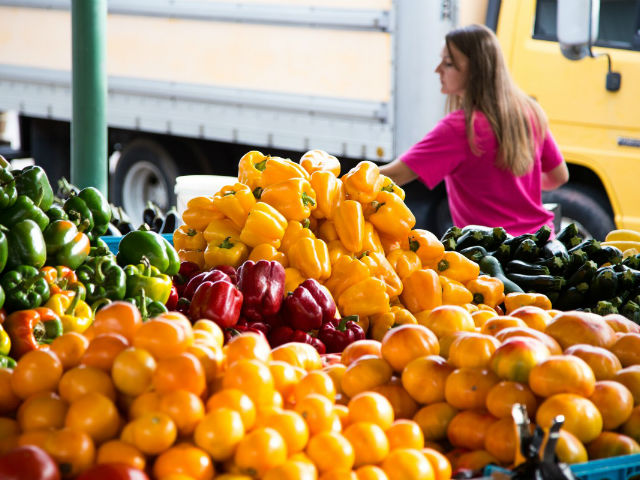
[
  {"left": 65, "top": 286, "right": 82, "bottom": 315},
  {"left": 219, "top": 237, "right": 234, "bottom": 249},
  {"left": 301, "top": 192, "right": 316, "bottom": 207}
]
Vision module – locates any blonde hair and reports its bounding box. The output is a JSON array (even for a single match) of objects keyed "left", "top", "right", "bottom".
[{"left": 445, "top": 24, "right": 547, "bottom": 176}]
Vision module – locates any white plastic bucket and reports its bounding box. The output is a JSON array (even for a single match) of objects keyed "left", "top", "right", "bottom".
[{"left": 174, "top": 175, "right": 237, "bottom": 217}]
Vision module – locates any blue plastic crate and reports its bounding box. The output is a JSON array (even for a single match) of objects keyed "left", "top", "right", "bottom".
[
  {"left": 100, "top": 234, "right": 174, "bottom": 255},
  {"left": 484, "top": 453, "right": 640, "bottom": 479}
]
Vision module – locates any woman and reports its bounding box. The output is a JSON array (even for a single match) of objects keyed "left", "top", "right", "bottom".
[{"left": 380, "top": 24, "right": 569, "bottom": 236}]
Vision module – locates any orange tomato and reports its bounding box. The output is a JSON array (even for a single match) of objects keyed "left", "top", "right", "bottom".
[
  {"left": 263, "top": 459, "right": 318, "bottom": 480},
  {"left": 58, "top": 365, "right": 116, "bottom": 403},
  {"left": 0, "top": 417, "right": 19, "bottom": 455},
  {"left": 225, "top": 332, "right": 271, "bottom": 366},
  {"left": 152, "top": 351, "right": 206, "bottom": 396},
  {"left": 621, "top": 405, "right": 640, "bottom": 443},
  {"left": 153, "top": 442, "right": 215, "bottom": 480},
  {"left": 528, "top": 354, "right": 596, "bottom": 398},
  {"left": 615, "top": 365, "right": 640, "bottom": 405},
  {"left": 133, "top": 318, "right": 193, "bottom": 360},
  {"left": 295, "top": 393, "right": 337, "bottom": 435},
  {"left": 44, "top": 427, "right": 95, "bottom": 478},
  {"left": 323, "top": 363, "right": 347, "bottom": 397},
  {"left": 206, "top": 388, "right": 256, "bottom": 430},
  {"left": 401, "top": 355, "right": 454, "bottom": 405},
  {"left": 126, "top": 411, "right": 177, "bottom": 455},
  {"left": 380, "top": 324, "right": 440, "bottom": 373},
  {"left": 544, "top": 311, "right": 616, "bottom": 350},
  {"left": 128, "top": 390, "right": 161, "bottom": 419},
  {"left": 564, "top": 343, "right": 621, "bottom": 380},
  {"left": 586, "top": 431, "right": 640, "bottom": 460},
  {"left": 421, "top": 448, "right": 451, "bottom": 480},
  {"left": 269, "top": 360, "right": 305, "bottom": 404},
  {"left": 0, "top": 368, "right": 20, "bottom": 414},
  {"left": 334, "top": 403, "right": 350, "bottom": 430},
  {"left": 234, "top": 427, "right": 288, "bottom": 477},
  {"left": 536, "top": 393, "right": 602, "bottom": 443},
  {"left": 92, "top": 300, "right": 142, "bottom": 342},
  {"left": 450, "top": 449, "right": 498, "bottom": 473},
  {"left": 159, "top": 389, "right": 206, "bottom": 436},
  {"left": 355, "top": 465, "right": 389, "bottom": 480},
  {"left": 340, "top": 340, "right": 382, "bottom": 366},
  {"left": 540, "top": 428, "right": 587, "bottom": 464},
  {"left": 494, "top": 326, "right": 562, "bottom": 354},
  {"left": 187, "top": 342, "right": 223, "bottom": 383},
  {"left": 447, "top": 332, "right": 500, "bottom": 369},
  {"left": 255, "top": 408, "right": 309, "bottom": 454},
  {"left": 444, "top": 367, "right": 499, "bottom": 410},
  {"left": 471, "top": 309, "right": 499, "bottom": 329},
  {"left": 610, "top": 333, "right": 640, "bottom": 367},
  {"left": 193, "top": 319, "right": 225, "bottom": 348},
  {"left": 348, "top": 392, "right": 394, "bottom": 431},
  {"left": 588, "top": 380, "right": 634, "bottom": 430},
  {"left": 17, "top": 391, "right": 67, "bottom": 432},
  {"left": 602, "top": 313, "right": 640, "bottom": 334},
  {"left": 415, "top": 305, "right": 474, "bottom": 339},
  {"left": 50, "top": 332, "right": 90, "bottom": 370},
  {"left": 271, "top": 342, "right": 322, "bottom": 371},
  {"left": 371, "top": 379, "right": 419, "bottom": 420},
  {"left": 307, "top": 431, "right": 355, "bottom": 473},
  {"left": 508, "top": 305, "right": 553, "bottom": 331},
  {"left": 343, "top": 422, "right": 389, "bottom": 467},
  {"left": 194, "top": 407, "right": 245, "bottom": 461},
  {"left": 96, "top": 439, "right": 146, "bottom": 471},
  {"left": 381, "top": 448, "right": 435, "bottom": 480},
  {"left": 447, "top": 410, "right": 497, "bottom": 451},
  {"left": 490, "top": 336, "right": 551, "bottom": 383},
  {"left": 65, "top": 391, "right": 121, "bottom": 444},
  {"left": 80, "top": 333, "right": 129, "bottom": 372},
  {"left": 412, "top": 403, "right": 458, "bottom": 442},
  {"left": 11, "top": 349, "right": 63, "bottom": 399},
  {"left": 481, "top": 315, "right": 528, "bottom": 336},
  {"left": 293, "top": 370, "right": 337, "bottom": 404},
  {"left": 341, "top": 355, "right": 393, "bottom": 399},
  {"left": 386, "top": 419, "right": 425, "bottom": 450},
  {"left": 222, "top": 358, "right": 275, "bottom": 408},
  {"left": 110, "top": 346, "right": 157, "bottom": 396},
  {"left": 483, "top": 417, "right": 517, "bottom": 464},
  {"left": 485, "top": 380, "right": 538, "bottom": 419},
  {"left": 317, "top": 469, "right": 358, "bottom": 480}
]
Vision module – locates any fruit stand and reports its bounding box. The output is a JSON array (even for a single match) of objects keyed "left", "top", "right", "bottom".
[{"left": 1, "top": 150, "right": 640, "bottom": 480}]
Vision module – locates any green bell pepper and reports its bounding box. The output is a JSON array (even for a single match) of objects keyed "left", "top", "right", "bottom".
[
  {"left": 0, "top": 324, "right": 10, "bottom": 356},
  {"left": 5, "top": 219, "right": 47, "bottom": 269},
  {"left": 1, "top": 265, "right": 50, "bottom": 312},
  {"left": 117, "top": 230, "right": 179, "bottom": 275},
  {"left": 126, "top": 288, "right": 168, "bottom": 321},
  {"left": 13, "top": 165, "right": 54, "bottom": 211},
  {"left": 63, "top": 187, "right": 111, "bottom": 238},
  {"left": 0, "top": 167, "right": 17, "bottom": 209},
  {"left": 0, "top": 355, "right": 16, "bottom": 369},
  {"left": 76, "top": 255, "right": 127, "bottom": 304},
  {"left": 0, "top": 195, "right": 50, "bottom": 230},
  {"left": 124, "top": 257, "right": 172, "bottom": 304},
  {"left": 0, "top": 226, "right": 8, "bottom": 274},
  {"left": 43, "top": 220, "right": 91, "bottom": 269},
  {"left": 46, "top": 203, "right": 69, "bottom": 222}
]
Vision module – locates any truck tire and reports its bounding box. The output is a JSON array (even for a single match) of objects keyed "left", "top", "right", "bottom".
[
  {"left": 112, "top": 139, "right": 179, "bottom": 226},
  {"left": 542, "top": 184, "right": 615, "bottom": 241}
]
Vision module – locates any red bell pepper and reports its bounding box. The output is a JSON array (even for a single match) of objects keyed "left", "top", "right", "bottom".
[
  {"left": 165, "top": 284, "right": 179, "bottom": 311},
  {"left": 268, "top": 325, "right": 326, "bottom": 354},
  {"left": 182, "top": 269, "right": 231, "bottom": 300},
  {"left": 282, "top": 278, "right": 336, "bottom": 331},
  {"left": 214, "top": 265, "right": 238, "bottom": 285},
  {"left": 189, "top": 279, "right": 243, "bottom": 328},
  {"left": 173, "top": 261, "right": 201, "bottom": 296},
  {"left": 4, "top": 307, "right": 63, "bottom": 358},
  {"left": 237, "top": 260, "right": 286, "bottom": 323},
  {"left": 224, "top": 319, "right": 270, "bottom": 343},
  {"left": 318, "top": 316, "right": 365, "bottom": 353}
]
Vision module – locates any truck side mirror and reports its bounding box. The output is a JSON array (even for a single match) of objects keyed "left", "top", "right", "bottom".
[{"left": 557, "top": 0, "right": 600, "bottom": 60}]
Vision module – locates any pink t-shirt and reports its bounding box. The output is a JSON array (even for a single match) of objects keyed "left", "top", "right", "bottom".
[{"left": 401, "top": 110, "right": 564, "bottom": 236}]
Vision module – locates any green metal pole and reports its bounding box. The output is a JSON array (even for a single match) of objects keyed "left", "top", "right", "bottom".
[{"left": 71, "top": 0, "right": 107, "bottom": 194}]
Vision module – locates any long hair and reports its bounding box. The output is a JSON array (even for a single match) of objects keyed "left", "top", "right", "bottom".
[{"left": 445, "top": 24, "right": 547, "bottom": 176}]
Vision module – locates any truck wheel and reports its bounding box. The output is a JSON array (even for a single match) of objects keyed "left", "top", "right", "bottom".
[
  {"left": 112, "top": 139, "right": 179, "bottom": 225},
  {"left": 543, "top": 184, "right": 614, "bottom": 241}
]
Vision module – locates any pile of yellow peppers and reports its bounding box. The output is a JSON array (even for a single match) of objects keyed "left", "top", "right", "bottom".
[{"left": 173, "top": 149, "right": 506, "bottom": 339}]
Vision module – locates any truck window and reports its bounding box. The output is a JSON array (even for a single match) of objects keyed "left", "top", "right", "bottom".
[{"left": 533, "top": 0, "right": 640, "bottom": 50}]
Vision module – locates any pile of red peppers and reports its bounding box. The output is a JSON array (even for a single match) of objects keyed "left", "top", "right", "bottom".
[{"left": 172, "top": 259, "right": 364, "bottom": 353}]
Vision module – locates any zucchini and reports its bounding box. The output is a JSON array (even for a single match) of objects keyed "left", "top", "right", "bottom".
[
  {"left": 535, "top": 255, "right": 568, "bottom": 275},
  {"left": 533, "top": 225, "right": 552, "bottom": 246},
  {"left": 542, "top": 239, "right": 570, "bottom": 262},
  {"left": 614, "top": 265, "right": 640, "bottom": 291},
  {"left": 621, "top": 300, "right": 640, "bottom": 323},
  {"left": 565, "top": 249, "right": 589, "bottom": 276},
  {"left": 512, "top": 238, "right": 541, "bottom": 263},
  {"left": 505, "top": 273, "right": 566, "bottom": 293},
  {"left": 569, "top": 239, "right": 601, "bottom": 256},
  {"left": 442, "top": 237, "right": 457, "bottom": 251},
  {"left": 459, "top": 245, "right": 489, "bottom": 263},
  {"left": 589, "top": 245, "right": 623, "bottom": 266},
  {"left": 567, "top": 260, "right": 598, "bottom": 288},
  {"left": 594, "top": 300, "right": 618, "bottom": 316},
  {"left": 554, "top": 282, "right": 589, "bottom": 311},
  {"left": 503, "top": 232, "right": 537, "bottom": 252},
  {"left": 454, "top": 229, "right": 492, "bottom": 251},
  {"left": 492, "top": 244, "right": 512, "bottom": 263},
  {"left": 440, "top": 226, "right": 463, "bottom": 242},
  {"left": 556, "top": 223, "right": 582, "bottom": 246},
  {"left": 505, "top": 259, "right": 550, "bottom": 276},
  {"left": 590, "top": 266, "right": 619, "bottom": 300},
  {"left": 622, "top": 254, "right": 640, "bottom": 270},
  {"left": 478, "top": 255, "right": 524, "bottom": 294}
]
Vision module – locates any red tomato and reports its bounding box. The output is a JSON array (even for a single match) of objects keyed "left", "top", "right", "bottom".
[
  {"left": 75, "top": 463, "right": 149, "bottom": 480},
  {"left": 0, "top": 445, "right": 60, "bottom": 480}
]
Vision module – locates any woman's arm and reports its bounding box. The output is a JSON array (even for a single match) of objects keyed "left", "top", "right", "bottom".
[
  {"left": 379, "top": 158, "right": 419, "bottom": 186},
  {"left": 541, "top": 161, "right": 569, "bottom": 191}
]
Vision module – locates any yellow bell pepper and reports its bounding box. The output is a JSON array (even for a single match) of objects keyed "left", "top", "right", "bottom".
[
  {"left": 261, "top": 177, "right": 317, "bottom": 222},
  {"left": 261, "top": 156, "right": 310, "bottom": 188},
  {"left": 369, "top": 306, "right": 417, "bottom": 341},
  {"left": 504, "top": 292, "right": 552, "bottom": 314},
  {"left": 466, "top": 275, "right": 505, "bottom": 308},
  {"left": 400, "top": 268, "right": 443, "bottom": 313},
  {"left": 288, "top": 237, "right": 332, "bottom": 281},
  {"left": 338, "top": 277, "right": 390, "bottom": 318},
  {"left": 361, "top": 221, "right": 384, "bottom": 255},
  {"left": 368, "top": 191, "right": 416, "bottom": 240},
  {"left": 379, "top": 233, "right": 402, "bottom": 255},
  {"left": 310, "top": 170, "right": 345, "bottom": 220},
  {"left": 386, "top": 248, "right": 422, "bottom": 279},
  {"left": 173, "top": 225, "right": 206, "bottom": 251},
  {"left": 439, "top": 276, "right": 474, "bottom": 305},
  {"left": 178, "top": 249, "right": 205, "bottom": 270},
  {"left": 249, "top": 243, "right": 288, "bottom": 267},
  {"left": 45, "top": 293, "right": 93, "bottom": 333},
  {"left": 240, "top": 201, "right": 288, "bottom": 248},
  {"left": 280, "top": 220, "right": 316, "bottom": 255},
  {"left": 203, "top": 217, "right": 242, "bottom": 244},
  {"left": 204, "top": 236, "right": 249, "bottom": 269},
  {"left": 380, "top": 175, "right": 405, "bottom": 200},
  {"left": 401, "top": 229, "right": 446, "bottom": 267},
  {"left": 359, "top": 251, "right": 403, "bottom": 298},
  {"left": 284, "top": 267, "right": 305, "bottom": 294},
  {"left": 212, "top": 183, "right": 256, "bottom": 230},
  {"left": 324, "top": 254, "right": 370, "bottom": 300},
  {"left": 436, "top": 251, "right": 480, "bottom": 284},
  {"left": 341, "top": 161, "right": 384, "bottom": 204},
  {"left": 327, "top": 239, "right": 349, "bottom": 265},
  {"left": 317, "top": 220, "right": 339, "bottom": 243},
  {"left": 237, "top": 150, "right": 268, "bottom": 191},
  {"left": 334, "top": 200, "right": 365, "bottom": 253},
  {"left": 182, "top": 196, "right": 224, "bottom": 231},
  {"left": 300, "top": 149, "right": 341, "bottom": 177}
]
